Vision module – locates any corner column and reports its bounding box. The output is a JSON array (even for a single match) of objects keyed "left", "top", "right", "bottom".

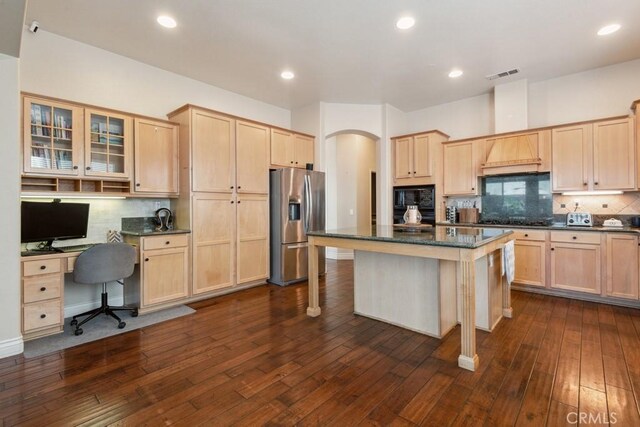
[
  {"left": 458, "top": 253, "right": 479, "bottom": 371},
  {"left": 306, "top": 236, "right": 321, "bottom": 317}
]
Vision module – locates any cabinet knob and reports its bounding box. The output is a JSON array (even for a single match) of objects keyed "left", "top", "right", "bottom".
[
  {"left": 144, "top": 257, "right": 149, "bottom": 262},
  {"left": 413, "top": 171, "right": 416, "bottom": 174},
  {"left": 407, "top": 171, "right": 410, "bottom": 174},
  {"left": 86, "top": 166, "right": 91, "bottom": 171},
  {"left": 471, "top": 187, "right": 475, "bottom": 191},
  {"left": 551, "top": 247, "right": 555, "bottom": 251},
  {"left": 40, "top": 265, "right": 46, "bottom": 270},
  {"left": 40, "top": 287, "right": 46, "bottom": 292},
  {"left": 73, "top": 165, "right": 78, "bottom": 170},
  {"left": 583, "top": 182, "right": 587, "bottom": 186},
  {"left": 524, "top": 234, "right": 529, "bottom": 237},
  {"left": 40, "top": 314, "right": 46, "bottom": 319},
  {"left": 165, "top": 241, "right": 170, "bottom": 245},
  {"left": 295, "top": 162, "right": 299, "bottom": 164},
  {"left": 237, "top": 186, "right": 241, "bottom": 189},
  {"left": 136, "top": 183, "right": 141, "bottom": 187},
  {"left": 230, "top": 201, "right": 234, "bottom": 204},
  {"left": 238, "top": 201, "right": 241, "bottom": 204},
  {"left": 291, "top": 161, "right": 294, "bottom": 164},
  {"left": 594, "top": 182, "right": 598, "bottom": 185},
  {"left": 230, "top": 186, "right": 234, "bottom": 189},
  {"left": 572, "top": 236, "right": 577, "bottom": 240}
]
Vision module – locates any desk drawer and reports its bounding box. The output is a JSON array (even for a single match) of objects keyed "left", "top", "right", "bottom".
[
  {"left": 143, "top": 234, "right": 189, "bottom": 251},
  {"left": 23, "top": 274, "right": 62, "bottom": 303},
  {"left": 513, "top": 230, "right": 547, "bottom": 242},
  {"left": 550, "top": 231, "right": 601, "bottom": 245},
  {"left": 23, "top": 300, "right": 61, "bottom": 331},
  {"left": 23, "top": 259, "right": 61, "bottom": 277}
]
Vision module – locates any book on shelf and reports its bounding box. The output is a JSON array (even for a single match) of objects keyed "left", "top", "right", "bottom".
[{"left": 32, "top": 104, "right": 43, "bottom": 136}]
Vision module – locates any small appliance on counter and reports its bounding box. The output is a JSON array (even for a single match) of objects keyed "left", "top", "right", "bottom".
[
  {"left": 154, "top": 208, "right": 174, "bottom": 231},
  {"left": 603, "top": 218, "right": 623, "bottom": 228},
  {"left": 632, "top": 217, "right": 640, "bottom": 228},
  {"left": 566, "top": 212, "right": 592, "bottom": 227},
  {"left": 458, "top": 208, "right": 479, "bottom": 224},
  {"left": 446, "top": 206, "right": 457, "bottom": 223}
]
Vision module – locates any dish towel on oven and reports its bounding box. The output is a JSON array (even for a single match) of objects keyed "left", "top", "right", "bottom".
[{"left": 502, "top": 240, "right": 515, "bottom": 285}]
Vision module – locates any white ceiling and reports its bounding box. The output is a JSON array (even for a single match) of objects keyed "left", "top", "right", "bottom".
[{"left": 25, "top": 0, "right": 640, "bottom": 112}]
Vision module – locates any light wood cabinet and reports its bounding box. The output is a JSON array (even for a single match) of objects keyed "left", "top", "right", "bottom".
[
  {"left": 551, "top": 117, "right": 635, "bottom": 192},
  {"left": 191, "top": 109, "right": 235, "bottom": 193},
  {"left": 393, "top": 133, "right": 442, "bottom": 184},
  {"left": 270, "top": 129, "right": 314, "bottom": 168},
  {"left": 513, "top": 229, "right": 547, "bottom": 288},
  {"left": 605, "top": 233, "right": 639, "bottom": 300},
  {"left": 237, "top": 194, "right": 269, "bottom": 284},
  {"left": 133, "top": 118, "right": 179, "bottom": 195},
  {"left": 481, "top": 130, "right": 551, "bottom": 175},
  {"left": 443, "top": 140, "right": 481, "bottom": 196},
  {"left": 192, "top": 193, "right": 235, "bottom": 294},
  {"left": 140, "top": 234, "right": 189, "bottom": 308},
  {"left": 84, "top": 108, "right": 132, "bottom": 179},
  {"left": 236, "top": 120, "right": 269, "bottom": 194},
  {"left": 550, "top": 231, "right": 601, "bottom": 295},
  {"left": 23, "top": 96, "right": 83, "bottom": 176},
  {"left": 21, "top": 257, "right": 64, "bottom": 340}
]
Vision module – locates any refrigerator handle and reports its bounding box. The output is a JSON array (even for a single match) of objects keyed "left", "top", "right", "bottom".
[{"left": 304, "top": 175, "right": 311, "bottom": 232}]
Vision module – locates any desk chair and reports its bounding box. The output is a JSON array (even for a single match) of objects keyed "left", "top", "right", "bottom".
[{"left": 71, "top": 243, "right": 138, "bottom": 336}]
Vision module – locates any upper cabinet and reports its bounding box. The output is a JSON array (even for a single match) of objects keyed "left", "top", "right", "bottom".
[
  {"left": 84, "top": 109, "right": 132, "bottom": 179},
  {"left": 481, "top": 130, "right": 551, "bottom": 176},
  {"left": 133, "top": 118, "right": 179, "bottom": 195},
  {"left": 443, "top": 140, "right": 482, "bottom": 196},
  {"left": 270, "top": 129, "right": 314, "bottom": 169},
  {"left": 392, "top": 131, "right": 448, "bottom": 186},
  {"left": 236, "top": 120, "right": 269, "bottom": 194},
  {"left": 191, "top": 109, "right": 235, "bottom": 193},
  {"left": 552, "top": 117, "right": 635, "bottom": 192},
  {"left": 23, "top": 96, "right": 83, "bottom": 176}
]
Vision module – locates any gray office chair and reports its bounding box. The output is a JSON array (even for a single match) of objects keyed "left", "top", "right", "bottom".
[{"left": 71, "top": 243, "right": 138, "bottom": 336}]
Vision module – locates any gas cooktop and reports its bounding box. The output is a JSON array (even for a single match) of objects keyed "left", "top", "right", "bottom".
[{"left": 478, "top": 217, "right": 553, "bottom": 226}]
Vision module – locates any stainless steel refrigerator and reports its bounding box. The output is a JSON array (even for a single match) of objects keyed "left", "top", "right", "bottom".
[{"left": 269, "top": 168, "right": 325, "bottom": 286}]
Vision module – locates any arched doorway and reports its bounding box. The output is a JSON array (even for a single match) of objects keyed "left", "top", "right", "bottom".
[{"left": 325, "top": 130, "right": 378, "bottom": 259}]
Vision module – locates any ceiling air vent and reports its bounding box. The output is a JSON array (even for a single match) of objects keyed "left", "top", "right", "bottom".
[{"left": 486, "top": 68, "right": 520, "bottom": 81}]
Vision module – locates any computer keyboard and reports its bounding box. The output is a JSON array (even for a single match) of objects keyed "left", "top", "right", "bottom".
[{"left": 56, "top": 244, "right": 96, "bottom": 253}]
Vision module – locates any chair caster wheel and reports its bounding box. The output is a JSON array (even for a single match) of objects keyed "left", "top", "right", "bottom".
[
  {"left": 118, "top": 321, "right": 126, "bottom": 329},
  {"left": 70, "top": 319, "right": 78, "bottom": 326},
  {"left": 132, "top": 309, "right": 138, "bottom": 318},
  {"left": 74, "top": 328, "right": 83, "bottom": 336}
]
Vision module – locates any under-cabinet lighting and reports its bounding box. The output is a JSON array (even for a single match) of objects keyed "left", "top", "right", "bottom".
[
  {"left": 597, "top": 24, "right": 621, "bottom": 36},
  {"left": 561, "top": 190, "right": 623, "bottom": 196},
  {"left": 21, "top": 195, "right": 127, "bottom": 200},
  {"left": 157, "top": 15, "right": 177, "bottom": 29}
]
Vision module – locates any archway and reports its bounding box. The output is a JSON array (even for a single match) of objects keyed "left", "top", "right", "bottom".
[{"left": 325, "top": 130, "right": 379, "bottom": 259}]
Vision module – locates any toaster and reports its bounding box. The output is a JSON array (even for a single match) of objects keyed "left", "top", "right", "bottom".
[{"left": 566, "top": 212, "right": 592, "bottom": 227}]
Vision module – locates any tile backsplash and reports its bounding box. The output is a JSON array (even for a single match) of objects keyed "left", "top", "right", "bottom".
[
  {"left": 21, "top": 198, "right": 170, "bottom": 249},
  {"left": 553, "top": 192, "right": 640, "bottom": 215}
]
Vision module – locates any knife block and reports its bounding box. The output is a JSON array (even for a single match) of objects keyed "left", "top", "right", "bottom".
[{"left": 458, "top": 208, "right": 479, "bottom": 224}]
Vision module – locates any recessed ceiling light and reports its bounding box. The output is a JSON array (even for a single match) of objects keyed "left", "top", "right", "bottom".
[
  {"left": 448, "top": 69, "right": 463, "bottom": 78},
  {"left": 396, "top": 17, "right": 415, "bottom": 30},
  {"left": 157, "top": 15, "right": 177, "bottom": 29},
  {"left": 281, "top": 71, "right": 295, "bottom": 80},
  {"left": 597, "top": 23, "right": 621, "bottom": 36}
]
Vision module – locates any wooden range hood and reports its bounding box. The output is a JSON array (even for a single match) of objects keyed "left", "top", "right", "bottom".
[{"left": 481, "top": 131, "right": 550, "bottom": 175}]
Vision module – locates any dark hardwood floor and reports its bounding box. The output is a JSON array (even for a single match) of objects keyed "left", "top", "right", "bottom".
[{"left": 2, "top": 260, "right": 640, "bottom": 426}]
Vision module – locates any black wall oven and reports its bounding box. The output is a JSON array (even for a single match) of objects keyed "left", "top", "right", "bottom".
[{"left": 393, "top": 185, "right": 435, "bottom": 225}]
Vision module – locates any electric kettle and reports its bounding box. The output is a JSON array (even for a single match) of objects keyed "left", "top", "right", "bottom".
[{"left": 154, "top": 208, "right": 174, "bottom": 231}]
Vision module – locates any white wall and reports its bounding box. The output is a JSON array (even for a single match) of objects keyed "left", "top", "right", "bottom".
[
  {"left": 291, "top": 102, "right": 323, "bottom": 170},
  {"left": 494, "top": 79, "right": 528, "bottom": 133},
  {"left": 0, "top": 54, "right": 23, "bottom": 357},
  {"left": 528, "top": 58, "right": 640, "bottom": 128},
  {"left": 20, "top": 30, "right": 291, "bottom": 127},
  {"left": 406, "top": 93, "right": 494, "bottom": 140}
]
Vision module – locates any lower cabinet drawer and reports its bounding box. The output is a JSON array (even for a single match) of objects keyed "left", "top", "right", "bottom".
[
  {"left": 23, "top": 300, "right": 62, "bottom": 331},
  {"left": 142, "top": 234, "right": 189, "bottom": 251},
  {"left": 550, "top": 231, "right": 601, "bottom": 245},
  {"left": 23, "top": 274, "right": 62, "bottom": 303}
]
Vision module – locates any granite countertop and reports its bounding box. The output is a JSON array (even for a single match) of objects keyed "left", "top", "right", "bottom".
[
  {"left": 307, "top": 225, "right": 513, "bottom": 249},
  {"left": 439, "top": 222, "right": 640, "bottom": 234},
  {"left": 120, "top": 228, "right": 191, "bottom": 236}
]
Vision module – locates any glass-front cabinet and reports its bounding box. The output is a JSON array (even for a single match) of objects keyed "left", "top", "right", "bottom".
[
  {"left": 23, "top": 97, "right": 82, "bottom": 175},
  {"left": 84, "top": 109, "right": 132, "bottom": 178}
]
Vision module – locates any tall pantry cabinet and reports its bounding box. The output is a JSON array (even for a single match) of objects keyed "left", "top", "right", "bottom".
[{"left": 168, "top": 106, "right": 270, "bottom": 296}]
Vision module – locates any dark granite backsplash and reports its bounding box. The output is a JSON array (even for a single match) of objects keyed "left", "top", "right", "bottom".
[{"left": 121, "top": 217, "right": 157, "bottom": 232}]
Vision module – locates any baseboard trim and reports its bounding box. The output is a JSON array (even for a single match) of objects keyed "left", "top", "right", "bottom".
[{"left": 0, "top": 336, "right": 24, "bottom": 358}]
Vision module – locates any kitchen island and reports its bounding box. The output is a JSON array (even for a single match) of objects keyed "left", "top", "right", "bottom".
[{"left": 306, "top": 225, "right": 514, "bottom": 371}]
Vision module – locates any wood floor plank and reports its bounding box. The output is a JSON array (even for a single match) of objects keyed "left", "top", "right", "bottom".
[{"left": 2, "top": 260, "right": 640, "bottom": 426}]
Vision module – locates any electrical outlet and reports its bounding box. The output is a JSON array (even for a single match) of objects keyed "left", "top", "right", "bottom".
[
  {"left": 560, "top": 204, "right": 566, "bottom": 208},
  {"left": 602, "top": 204, "right": 608, "bottom": 208}
]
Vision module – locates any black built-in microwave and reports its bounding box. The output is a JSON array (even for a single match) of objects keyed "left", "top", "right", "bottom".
[{"left": 393, "top": 185, "right": 435, "bottom": 225}]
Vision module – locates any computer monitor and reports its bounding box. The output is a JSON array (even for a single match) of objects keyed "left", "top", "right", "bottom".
[{"left": 21, "top": 200, "right": 90, "bottom": 250}]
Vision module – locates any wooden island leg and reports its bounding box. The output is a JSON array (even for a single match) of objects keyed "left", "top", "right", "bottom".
[
  {"left": 502, "top": 274, "right": 513, "bottom": 318},
  {"left": 458, "top": 256, "right": 479, "bottom": 371},
  {"left": 306, "top": 238, "right": 321, "bottom": 317}
]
